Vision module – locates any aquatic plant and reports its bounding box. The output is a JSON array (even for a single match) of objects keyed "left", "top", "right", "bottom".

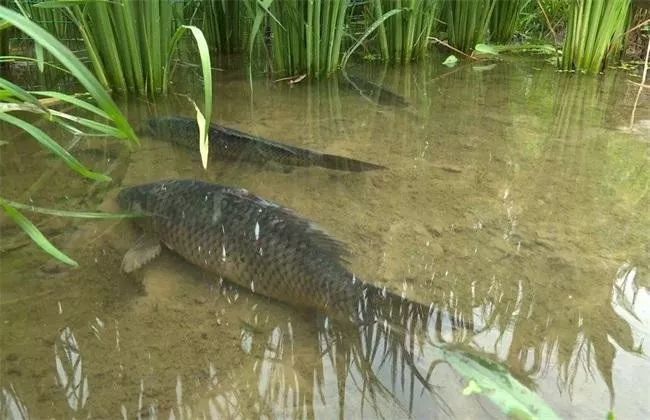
[
  {"left": 561, "top": 0, "right": 632, "bottom": 73},
  {"left": 519, "top": 0, "right": 571, "bottom": 42},
  {"left": 0, "top": 5, "right": 141, "bottom": 265},
  {"left": 261, "top": 0, "right": 350, "bottom": 77},
  {"left": 369, "top": 0, "right": 441, "bottom": 63},
  {"left": 489, "top": 0, "right": 530, "bottom": 42},
  {"left": 442, "top": 0, "right": 496, "bottom": 53},
  {"left": 10, "top": 0, "right": 210, "bottom": 98},
  {"left": 193, "top": 0, "right": 247, "bottom": 54}
]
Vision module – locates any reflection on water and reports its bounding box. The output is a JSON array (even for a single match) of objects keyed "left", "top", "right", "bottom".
[
  {"left": 54, "top": 326, "right": 90, "bottom": 413},
  {"left": 1, "top": 386, "right": 28, "bottom": 420},
  {"left": 1, "top": 57, "right": 649, "bottom": 418}
]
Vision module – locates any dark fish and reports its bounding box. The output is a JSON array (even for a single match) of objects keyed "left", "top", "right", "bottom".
[
  {"left": 339, "top": 73, "right": 409, "bottom": 108},
  {"left": 143, "top": 117, "right": 386, "bottom": 172},
  {"left": 118, "top": 180, "right": 469, "bottom": 328}
]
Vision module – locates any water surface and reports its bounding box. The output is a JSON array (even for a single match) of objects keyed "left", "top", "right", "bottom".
[{"left": 1, "top": 57, "right": 649, "bottom": 419}]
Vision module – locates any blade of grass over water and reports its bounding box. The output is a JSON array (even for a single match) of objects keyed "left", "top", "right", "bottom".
[
  {"left": 368, "top": 0, "right": 441, "bottom": 63},
  {"left": 0, "top": 112, "right": 111, "bottom": 182},
  {"left": 165, "top": 24, "right": 213, "bottom": 165},
  {"left": 1, "top": 201, "right": 78, "bottom": 267},
  {"left": 343, "top": 7, "right": 404, "bottom": 69},
  {"left": 30, "top": 0, "right": 210, "bottom": 97},
  {"left": 0, "top": 198, "right": 140, "bottom": 219},
  {"left": 0, "top": 5, "right": 137, "bottom": 141}
]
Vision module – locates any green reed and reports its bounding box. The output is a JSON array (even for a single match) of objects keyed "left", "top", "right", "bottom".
[
  {"left": 12, "top": 0, "right": 78, "bottom": 42},
  {"left": 442, "top": 0, "right": 495, "bottom": 52},
  {"left": 561, "top": 0, "right": 632, "bottom": 73},
  {"left": 370, "top": 0, "right": 441, "bottom": 63},
  {"left": 489, "top": 0, "right": 529, "bottom": 42},
  {"left": 259, "top": 0, "right": 349, "bottom": 78},
  {"left": 17, "top": 0, "right": 211, "bottom": 98},
  {"left": 1, "top": 4, "right": 139, "bottom": 265},
  {"left": 194, "top": 0, "right": 247, "bottom": 54},
  {"left": 52, "top": 0, "right": 185, "bottom": 95}
]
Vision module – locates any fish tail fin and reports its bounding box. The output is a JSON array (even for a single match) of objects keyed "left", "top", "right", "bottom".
[
  {"left": 316, "top": 153, "right": 387, "bottom": 172},
  {"left": 362, "top": 284, "right": 475, "bottom": 332}
]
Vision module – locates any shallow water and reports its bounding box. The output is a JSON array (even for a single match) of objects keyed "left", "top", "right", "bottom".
[{"left": 1, "top": 57, "right": 649, "bottom": 419}]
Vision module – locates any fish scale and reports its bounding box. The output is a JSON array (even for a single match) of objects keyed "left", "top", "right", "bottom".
[
  {"left": 119, "top": 180, "right": 366, "bottom": 319},
  {"left": 118, "top": 180, "right": 472, "bottom": 329},
  {"left": 142, "top": 116, "right": 387, "bottom": 172}
]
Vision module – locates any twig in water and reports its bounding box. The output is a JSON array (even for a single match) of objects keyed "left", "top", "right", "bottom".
[
  {"left": 629, "top": 35, "right": 650, "bottom": 128},
  {"left": 429, "top": 37, "right": 479, "bottom": 61}
]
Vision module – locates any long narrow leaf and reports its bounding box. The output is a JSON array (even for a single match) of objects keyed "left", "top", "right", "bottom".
[
  {"left": 0, "top": 112, "right": 111, "bottom": 182},
  {"left": 1, "top": 202, "right": 78, "bottom": 267},
  {"left": 31, "top": 91, "right": 110, "bottom": 120},
  {"left": 342, "top": 8, "right": 404, "bottom": 68},
  {"left": 0, "top": 197, "right": 139, "bottom": 219},
  {"left": 0, "top": 5, "right": 137, "bottom": 142},
  {"left": 181, "top": 24, "right": 213, "bottom": 169}
]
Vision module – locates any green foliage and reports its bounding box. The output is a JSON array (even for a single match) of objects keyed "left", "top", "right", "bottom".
[
  {"left": 369, "top": 0, "right": 441, "bottom": 63},
  {"left": 194, "top": 0, "right": 247, "bottom": 54},
  {"left": 0, "top": 197, "right": 141, "bottom": 267},
  {"left": 33, "top": 0, "right": 182, "bottom": 96},
  {"left": 342, "top": 7, "right": 404, "bottom": 68},
  {"left": 442, "top": 0, "right": 496, "bottom": 53},
  {"left": 0, "top": 200, "right": 79, "bottom": 266},
  {"left": 0, "top": 4, "right": 141, "bottom": 265},
  {"left": 490, "top": 0, "right": 530, "bottom": 43},
  {"left": 0, "top": 4, "right": 136, "bottom": 138},
  {"left": 519, "top": 0, "right": 572, "bottom": 41},
  {"left": 561, "top": 0, "right": 632, "bottom": 73},
  {"left": 261, "top": 0, "right": 350, "bottom": 78}
]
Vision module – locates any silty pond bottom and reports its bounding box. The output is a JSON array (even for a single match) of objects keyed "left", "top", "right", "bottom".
[{"left": 1, "top": 57, "right": 649, "bottom": 419}]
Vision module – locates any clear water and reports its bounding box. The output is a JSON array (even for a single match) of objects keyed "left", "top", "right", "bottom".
[{"left": 1, "top": 57, "right": 649, "bottom": 419}]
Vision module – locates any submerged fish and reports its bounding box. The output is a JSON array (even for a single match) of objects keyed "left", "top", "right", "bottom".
[
  {"left": 143, "top": 116, "right": 386, "bottom": 172},
  {"left": 118, "top": 180, "right": 468, "bottom": 327},
  {"left": 339, "top": 73, "right": 409, "bottom": 108}
]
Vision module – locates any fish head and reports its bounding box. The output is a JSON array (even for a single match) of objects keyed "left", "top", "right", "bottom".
[{"left": 117, "top": 182, "right": 168, "bottom": 214}]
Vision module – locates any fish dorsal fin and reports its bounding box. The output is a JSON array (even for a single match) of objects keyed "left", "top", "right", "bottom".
[
  {"left": 121, "top": 234, "right": 162, "bottom": 273},
  {"left": 212, "top": 125, "right": 304, "bottom": 157},
  {"left": 223, "top": 187, "right": 350, "bottom": 263}
]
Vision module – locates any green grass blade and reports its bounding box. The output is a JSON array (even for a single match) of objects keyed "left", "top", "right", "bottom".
[
  {"left": 0, "top": 77, "right": 47, "bottom": 110},
  {"left": 0, "top": 112, "right": 111, "bottom": 182},
  {"left": 1, "top": 202, "right": 78, "bottom": 267},
  {"left": 31, "top": 91, "right": 111, "bottom": 120},
  {"left": 181, "top": 24, "right": 213, "bottom": 168},
  {"left": 342, "top": 7, "right": 404, "bottom": 68},
  {"left": 49, "top": 109, "right": 125, "bottom": 137},
  {"left": 0, "top": 55, "right": 72, "bottom": 74},
  {"left": 0, "top": 5, "right": 137, "bottom": 142},
  {"left": 0, "top": 197, "right": 139, "bottom": 219}
]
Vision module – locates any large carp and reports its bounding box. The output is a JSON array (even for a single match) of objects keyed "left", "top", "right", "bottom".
[
  {"left": 118, "top": 180, "right": 470, "bottom": 328},
  {"left": 143, "top": 117, "right": 386, "bottom": 172}
]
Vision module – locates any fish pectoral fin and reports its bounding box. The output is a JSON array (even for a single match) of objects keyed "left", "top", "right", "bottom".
[{"left": 121, "top": 235, "right": 162, "bottom": 273}]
